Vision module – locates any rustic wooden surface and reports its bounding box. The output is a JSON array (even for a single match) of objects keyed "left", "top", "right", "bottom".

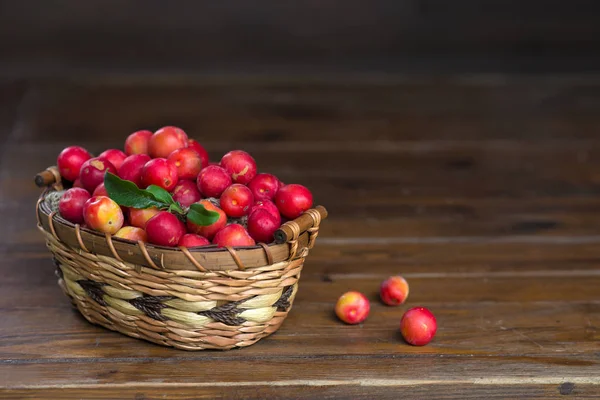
[
  {"left": 1, "top": 77, "right": 600, "bottom": 399},
  {"left": 2, "top": 1, "right": 600, "bottom": 76}
]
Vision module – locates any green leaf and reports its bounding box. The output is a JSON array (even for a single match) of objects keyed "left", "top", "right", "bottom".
[
  {"left": 145, "top": 185, "right": 175, "bottom": 205},
  {"left": 187, "top": 203, "right": 220, "bottom": 226},
  {"left": 104, "top": 172, "right": 167, "bottom": 209},
  {"left": 168, "top": 202, "right": 185, "bottom": 215}
]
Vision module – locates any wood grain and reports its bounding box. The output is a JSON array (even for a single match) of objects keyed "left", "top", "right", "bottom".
[
  {"left": 4, "top": 81, "right": 600, "bottom": 248},
  {"left": 4, "top": 264, "right": 600, "bottom": 306},
  {"left": 0, "top": 81, "right": 27, "bottom": 167},
  {"left": 2, "top": 1, "right": 600, "bottom": 76},
  {"left": 2, "top": 78, "right": 600, "bottom": 398},
  {"left": 9, "top": 142, "right": 600, "bottom": 244},
  {"left": 8, "top": 239, "right": 600, "bottom": 276},
  {"left": 1, "top": 299, "right": 598, "bottom": 359},
  {"left": 10, "top": 80, "right": 600, "bottom": 144},
  {"left": 2, "top": 383, "right": 599, "bottom": 399},
  {"left": 1, "top": 357, "right": 598, "bottom": 396},
  {"left": 1, "top": 253, "right": 599, "bottom": 360}
]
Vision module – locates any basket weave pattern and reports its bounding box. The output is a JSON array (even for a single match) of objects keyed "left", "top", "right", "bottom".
[{"left": 36, "top": 172, "right": 325, "bottom": 350}]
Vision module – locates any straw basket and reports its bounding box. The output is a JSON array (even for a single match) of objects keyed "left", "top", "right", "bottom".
[{"left": 34, "top": 166, "right": 327, "bottom": 350}]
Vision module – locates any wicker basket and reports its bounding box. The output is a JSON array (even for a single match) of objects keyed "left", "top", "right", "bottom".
[{"left": 35, "top": 166, "right": 327, "bottom": 350}]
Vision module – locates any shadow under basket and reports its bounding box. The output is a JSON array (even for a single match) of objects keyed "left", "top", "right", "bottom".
[{"left": 35, "top": 166, "right": 327, "bottom": 351}]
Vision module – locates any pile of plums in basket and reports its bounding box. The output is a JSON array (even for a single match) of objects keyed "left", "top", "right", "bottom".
[{"left": 55, "top": 126, "right": 313, "bottom": 248}]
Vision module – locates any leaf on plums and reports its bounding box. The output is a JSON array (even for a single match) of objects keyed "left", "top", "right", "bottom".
[
  {"left": 167, "top": 202, "right": 185, "bottom": 215},
  {"left": 104, "top": 172, "right": 166, "bottom": 209},
  {"left": 144, "top": 185, "right": 185, "bottom": 214},
  {"left": 145, "top": 185, "right": 175, "bottom": 205},
  {"left": 187, "top": 203, "right": 220, "bottom": 226}
]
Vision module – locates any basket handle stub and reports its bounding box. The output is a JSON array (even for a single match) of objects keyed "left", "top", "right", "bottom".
[
  {"left": 35, "top": 166, "right": 61, "bottom": 188},
  {"left": 274, "top": 205, "right": 328, "bottom": 245}
]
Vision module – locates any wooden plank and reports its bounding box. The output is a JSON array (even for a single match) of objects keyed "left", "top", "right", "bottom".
[
  {"left": 4, "top": 238, "right": 600, "bottom": 357},
  {"left": 10, "top": 199, "right": 600, "bottom": 245},
  {"left": 12, "top": 193, "right": 600, "bottom": 244},
  {"left": 11, "top": 80, "right": 600, "bottom": 144},
  {"left": 1, "top": 357, "right": 598, "bottom": 393},
  {"left": 9, "top": 142, "right": 600, "bottom": 243},
  {"left": 0, "top": 281, "right": 598, "bottom": 359},
  {"left": 6, "top": 266, "right": 600, "bottom": 304},
  {"left": 3, "top": 249, "right": 600, "bottom": 301},
  {"left": 1, "top": 1, "right": 600, "bottom": 75},
  {"left": 0, "top": 81, "right": 27, "bottom": 152},
  {"left": 13, "top": 138, "right": 600, "bottom": 184},
  {"left": 12, "top": 194, "right": 600, "bottom": 250},
  {"left": 9, "top": 238, "right": 600, "bottom": 275},
  {"left": 14, "top": 142, "right": 600, "bottom": 197},
  {"left": 4, "top": 80, "right": 600, "bottom": 245},
  {"left": 2, "top": 79, "right": 600, "bottom": 398},
  {"left": 3, "top": 383, "right": 600, "bottom": 400},
  {"left": 0, "top": 80, "right": 28, "bottom": 243}
]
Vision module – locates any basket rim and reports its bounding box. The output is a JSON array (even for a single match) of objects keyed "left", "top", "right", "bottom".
[{"left": 37, "top": 187, "right": 326, "bottom": 272}]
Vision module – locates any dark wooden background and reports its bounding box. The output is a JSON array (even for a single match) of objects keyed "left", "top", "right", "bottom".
[
  {"left": 1, "top": 2, "right": 600, "bottom": 399},
  {"left": 1, "top": 0, "right": 600, "bottom": 77}
]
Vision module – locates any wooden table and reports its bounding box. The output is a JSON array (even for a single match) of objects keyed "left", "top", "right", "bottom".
[{"left": 1, "top": 77, "right": 599, "bottom": 399}]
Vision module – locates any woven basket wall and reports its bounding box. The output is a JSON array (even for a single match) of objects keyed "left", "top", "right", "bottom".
[{"left": 36, "top": 171, "right": 326, "bottom": 351}]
